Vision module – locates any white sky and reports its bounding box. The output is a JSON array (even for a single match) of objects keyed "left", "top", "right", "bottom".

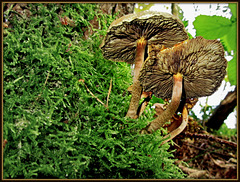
[{"left": 136, "top": 3, "right": 237, "bottom": 128}]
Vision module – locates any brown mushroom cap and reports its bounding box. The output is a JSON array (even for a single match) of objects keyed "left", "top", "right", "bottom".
[
  {"left": 100, "top": 11, "right": 188, "bottom": 64},
  {"left": 139, "top": 36, "right": 227, "bottom": 99}
]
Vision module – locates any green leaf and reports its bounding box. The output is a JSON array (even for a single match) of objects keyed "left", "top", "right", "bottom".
[
  {"left": 150, "top": 95, "right": 164, "bottom": 105},
  {"left": 193, "top": 15, "right": 232, "bottom": 39},
  {"left": 229, "top": 3, "right": 237, "bottom": 20},
  {"left": 227, "top": 55, "right": 237, "bottom": 86},
  {"left": 193, "top": 12, "right": 237, "bottom": 87},
  {"left": 220, "top": 22, "right": 237, "bottom": 53}
]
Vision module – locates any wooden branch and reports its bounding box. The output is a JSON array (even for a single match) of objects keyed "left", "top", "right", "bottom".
[
  {"left": 79, "top": 79, "right": 107, "bottom": 108},
  {"left": 106, "top": 78, "right": 112, "bottom": 108},
  {"left": 205, "top": 87, "right": 237, "bottom": 130},
  {"left": 171, "top": 3, "right": 179, "bottom": 17}
]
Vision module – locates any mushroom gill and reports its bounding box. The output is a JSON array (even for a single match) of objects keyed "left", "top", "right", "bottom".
[{"left": 139, "top": 36, "right": 227, "bottom": 133}]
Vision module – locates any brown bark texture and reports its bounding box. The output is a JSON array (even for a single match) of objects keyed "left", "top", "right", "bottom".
[
  {"left": 205, "top": 87, "right": 237, "bottom": 130},
  {"left": 99, "top": 3, "right": 135, "bottom": 17},
  {"left": 171, "top": 3, "right": 179, "bottom": 17}
]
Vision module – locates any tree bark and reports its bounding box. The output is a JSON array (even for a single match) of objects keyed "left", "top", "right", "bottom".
[
  {"left": 171, "top": 3, "right": 179, "bottom": 17},
  {"left": 205, "top": 87, "right": 237, "bottom": 130},
  {"left": 99, "top": 3, "right": 135, "bottom": 17}
]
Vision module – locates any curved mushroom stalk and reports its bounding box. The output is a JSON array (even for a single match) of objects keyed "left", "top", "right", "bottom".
[
  {"left": 126, "top": 37, "right": 147, "bottom": 119},
  {"left": 141, "top": 72, "right": 183, "bottom": 134},
  {"left": 160, "top": 105, "right": 188, "bottom": 145},
  {"left": 125, "top": 81, "right": 142, "bottom": 119}
]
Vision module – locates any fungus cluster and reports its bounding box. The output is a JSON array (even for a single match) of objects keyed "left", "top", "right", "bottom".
[
  {"left": 140, "top": 37, "right": 227, "bottom": 99},
  {"left": 101, "top": 11, "right": 188, "bottom": 119},
  {"left": 101, "top": 11, "right": 227, "bottom": 141},
  {"left": 139, "top": 36, "right": 227, "bottom": 134}
]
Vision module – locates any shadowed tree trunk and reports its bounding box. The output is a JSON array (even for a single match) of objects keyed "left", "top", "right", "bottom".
[
  {"left": 99, "top": 3, "right": 135, "bottom": 17},
  {"left": 205, "top": 87, "right": 237, "bottom": 130},
  {"left": 171, "top": 3, "right": 179, "bottom": 17}
]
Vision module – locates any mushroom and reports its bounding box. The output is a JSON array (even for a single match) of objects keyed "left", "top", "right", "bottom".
[
  {"left": 161, "top": 104, "right": 188, "bottom": 145},
  {"left": 100, "top": 11, "right": 188, "bottom": 119},
  {"left": 139, "top": 36, "right": 227, "bottom": 134},
  {"left": 160, "top": 97, "right": 199, "bottom": 145}
]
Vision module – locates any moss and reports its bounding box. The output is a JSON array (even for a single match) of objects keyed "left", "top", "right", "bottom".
[{"left": 3, "top": 3, "right": 185, "bottom": 179}]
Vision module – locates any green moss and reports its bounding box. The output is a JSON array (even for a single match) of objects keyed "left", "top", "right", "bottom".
[{"left": 3, "top": 3, "right": 185, "bottom": 179}]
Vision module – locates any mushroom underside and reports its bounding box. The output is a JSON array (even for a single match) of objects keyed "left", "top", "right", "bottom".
[
  {"left": 141, "top": 72, "right": 183, "bottom": 133},
  {"left": 139, "top": 36, "right": 227, "bottom": 99},
  {"left": 139, "top": 36, "right": 227, "bottom": 138},
  {"left": 101, "top": 14, "right": 188, "bottom": 64}
]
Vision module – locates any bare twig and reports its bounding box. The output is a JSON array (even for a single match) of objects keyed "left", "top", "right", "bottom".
[
  {"left": 208, "top": 153, "right": 236, "bottom": 168},
  {"left": 106, "top": 78, "right": 112, "bottom": 108},
  {"left": 79, "top": 79, "right": 107, "bottom": 108},
  {"left": 84, "top": 83, "right": 107, "bottom": 107},
  {"left": 183, "top": 132, "right": 237, "bottom": 148},
  {"left": 44, "top": 71, "right": 50, "bottom": 87}
]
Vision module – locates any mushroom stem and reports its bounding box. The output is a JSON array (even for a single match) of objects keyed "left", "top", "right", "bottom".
[
  {"left": 137, "top": 92, "right": 152, "bottom": 117},
  {"left": 161, "top": 105, "right": 188, "bottom": 145},
  {"left": 133, "top": 37, "right": 147, "bottom": 82},
  {"left": 126, "top": 37, "right": 147, "bottom": 119},
  {"left": 141, "top": 72, "right": 183, "bottom": 133}
]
